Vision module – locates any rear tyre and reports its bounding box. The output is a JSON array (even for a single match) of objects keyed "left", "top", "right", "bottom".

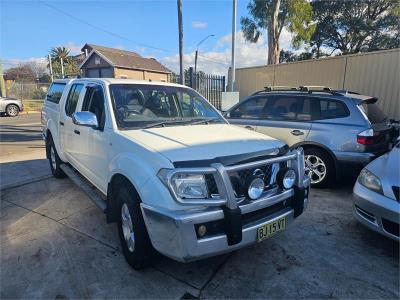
[
  {"left": 304, "top": 148, "right": 334, "bottom": 188},
  {"left": 116, "top": 183, "right": 156, "bottom": 269},
  {"left": 47, "top": 137, "right": 65, "bottom": 178},
  {"left": 6, "top": 104, "right": 19, "bottom": 117}
]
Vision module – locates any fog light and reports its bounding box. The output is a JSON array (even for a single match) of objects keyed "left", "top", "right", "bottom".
[
  {"left": 197, "top": 225, "right": 207, "bottom": 237},
  {"left": 277, "top": 168, "right": 296, "bottom": 189},
  {"left": 247, "top": 177, "right": 265, "bottom": 200}
]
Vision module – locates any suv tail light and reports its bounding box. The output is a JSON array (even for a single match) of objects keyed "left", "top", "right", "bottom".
[{"left": 357, "top": 128, "right": 381, "bottom": 145}]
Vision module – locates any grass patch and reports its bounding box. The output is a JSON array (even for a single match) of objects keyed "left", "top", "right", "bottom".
[{"left": 23, "top": 99, "right": 44, "bottom": 112}]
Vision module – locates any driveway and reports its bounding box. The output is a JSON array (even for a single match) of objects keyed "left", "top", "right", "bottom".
[{"left": 1, "top": 114, "right": 399, "bottom": 299}]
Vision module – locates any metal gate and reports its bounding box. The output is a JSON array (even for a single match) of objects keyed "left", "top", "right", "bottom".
[{"left": 172, "top": 67, "right": 226, "bottom": 110}]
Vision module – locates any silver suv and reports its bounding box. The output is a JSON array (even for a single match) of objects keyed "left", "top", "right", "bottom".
[{"left": 226, "top": 87, "right": 394, "bottom": 187}]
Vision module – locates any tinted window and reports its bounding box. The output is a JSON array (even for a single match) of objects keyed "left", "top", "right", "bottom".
[
  {"left": 316, "top": 99, "right": 349, "bottom": 119},
  {"left": 81, "top": 85, "right": 106, "bottom": 130},
  {"left": 360, "top": 103, "right": 386, "bottom": 123},
  {"left": 46, "top": 83, "right": 66, "bottom": 104},
  {"left": 65, "top": 84, "right": 83, "bottom": 117},
  {"left": 229, "top": 97, "right": 268, "bottom": 119},
  {"left": 264, "top": 96, "right": 309, "bottom": 121}
]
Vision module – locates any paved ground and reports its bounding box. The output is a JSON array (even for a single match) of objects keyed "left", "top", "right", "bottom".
[{"left": 0, "top": 114, "right": 399, "bottom": 299}]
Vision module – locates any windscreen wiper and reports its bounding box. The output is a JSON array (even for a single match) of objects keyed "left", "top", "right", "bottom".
[
  {"left": 190, "top": 118, "right": 222, "bottom": 125},
  {"left": 143, "top": 119, "right": 188, "bottom": 129}
]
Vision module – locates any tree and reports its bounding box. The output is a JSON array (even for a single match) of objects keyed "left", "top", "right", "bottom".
[
  {"left": 241, "top": 0, "right": 315, "bottom": 65},
  {"left": 48, "top": 47, "right": 80, "bottom": 78},
  {"left": 279, "top": 50, "right": 313, "bottom": 63},
  {"left": 4, "top": 64, "right": 36, "bottom": 82},
  {"left": 307, "top": 0, "right": 399, "bottom": 56}
]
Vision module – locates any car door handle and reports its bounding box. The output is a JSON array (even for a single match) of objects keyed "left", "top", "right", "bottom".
[
  {"left": 245, "top": 126, "right": 255, "bottom": 131},
  {"left": 74, "top": 129, "right": 80, "bottom": 135},
  {"left": 291, "top": 130, "right": 304, "bottom": 136},
  {"left": 59, "top": 121, "right": 64, "bottom": 126}
]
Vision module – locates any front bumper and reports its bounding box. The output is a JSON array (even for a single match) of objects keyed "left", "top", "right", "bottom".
[
  {"left": 353, "top": 182, "right": 400, "bottom": 241},
  {"left": 141, "top": 178, "right": 310, "bottom": 262}
]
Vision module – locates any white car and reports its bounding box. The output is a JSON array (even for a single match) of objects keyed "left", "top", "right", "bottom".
[{"left": 42, "top": 78, "right": 310, "bottom": 269}]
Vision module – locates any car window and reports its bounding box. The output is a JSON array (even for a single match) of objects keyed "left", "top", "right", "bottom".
[
  {"left": 81, "top": 85, "right": 106, "bottom": 130},
  {"left": 65, "top": 84, "right": 84, "bottom": 117},
  {"left": 264, "top": 96, "right": 308, "bottom": 121},
  {"left": 315, "top": 99, "right": 349, "bottom": 120},
  {"left": 46, "top": 83, "right": 66, "bottom": 104},
  {"left": 229, "top": 97, "right": 268, "bottom": 119},
  {"left": 359, "top": 102, "right": 386, "bottom": 123}
]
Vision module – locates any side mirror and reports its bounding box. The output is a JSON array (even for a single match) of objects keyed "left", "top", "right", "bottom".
[{"left": 72, "top": 111, "right": 98, "bottom": 128}]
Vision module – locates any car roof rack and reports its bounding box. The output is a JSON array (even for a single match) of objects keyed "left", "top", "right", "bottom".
[{"left": 250, "top": 85, "right": 352, "bottom": 97}]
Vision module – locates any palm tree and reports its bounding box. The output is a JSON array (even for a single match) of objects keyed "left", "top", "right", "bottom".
[{"left": 50, "top": 46, "right": 72, "bottom": 64}]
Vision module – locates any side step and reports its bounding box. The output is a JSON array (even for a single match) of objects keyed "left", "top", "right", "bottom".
[{"left": 60, "top": 164, "right": 107, "bottom": 212}]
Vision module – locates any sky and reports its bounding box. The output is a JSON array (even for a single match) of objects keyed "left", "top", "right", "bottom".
[{"left": 0, "top": 0, "right": 295, "bottom": 75}]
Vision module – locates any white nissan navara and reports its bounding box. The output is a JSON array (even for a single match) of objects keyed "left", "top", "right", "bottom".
[{"left": 42, "top": 78, "right": 310, "bottom": 269}]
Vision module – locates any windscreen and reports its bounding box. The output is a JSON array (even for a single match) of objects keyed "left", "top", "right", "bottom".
[
  {"left": 109, "top": 84, "right": 224, "bottom": 129},
  {"left": 359, "top": 102, "right": 387, "bottom": 124}
]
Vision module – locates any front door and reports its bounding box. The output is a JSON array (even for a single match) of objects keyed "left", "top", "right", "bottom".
[
  {"left": 76, "top": 84, "right": 109, "bottom": 193},
  {"left": 257, "top": 95, "right": 312, "bottom": 146}
]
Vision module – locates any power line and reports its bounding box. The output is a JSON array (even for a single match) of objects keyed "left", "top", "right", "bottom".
[{"left": 38, "top": 1, "right": 231, "bottom": 68}]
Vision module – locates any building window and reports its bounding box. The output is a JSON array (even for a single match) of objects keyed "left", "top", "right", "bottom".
[{"left": 95, "top": 57, "right": 100, "bottom": 65}]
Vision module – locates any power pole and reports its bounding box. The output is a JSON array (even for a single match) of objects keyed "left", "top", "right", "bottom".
[
  {"left": 48, "top": 54, "right": 54, "bottom": 82},
  {"left": 230, "top": 0, "right": 237, "bottom": 91},
  {"left": 177, "top": 0, "right": 184, "bottom": 85}
]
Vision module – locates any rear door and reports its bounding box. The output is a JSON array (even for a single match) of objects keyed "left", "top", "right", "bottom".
[
  {"left": 60, "top": 83, "right": 85, "bottom": 166},
  {"left": 257, "top": 95, "right": 312, "bottom": 146},
  {"left": 226, "top": 96, "right": 268, "bottom": 131}
]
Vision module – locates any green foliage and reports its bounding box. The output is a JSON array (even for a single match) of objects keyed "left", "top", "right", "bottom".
[
  {"left": 307, "top": 0, "right": 400, "bottom": 56},
  {"left": 32, "top": 88, "right": 47, "bottom": 99},
  {"left": 48, "top": 46, "right": 80, "bottom": 78},
  {"left": 279, "top": 50, "right": 313, "bottom": 63},
  {"left": 241, "top": 0, "right": 315, "bottom": 56}
]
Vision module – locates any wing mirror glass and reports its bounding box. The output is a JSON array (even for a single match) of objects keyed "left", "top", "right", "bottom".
[{"left": 72, "top": 111, "right": 98, "bottom": 128}]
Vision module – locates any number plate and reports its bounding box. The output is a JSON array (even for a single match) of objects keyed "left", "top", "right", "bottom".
[{"left": 257, "top": 217, "right": 286, "bottom": 242}]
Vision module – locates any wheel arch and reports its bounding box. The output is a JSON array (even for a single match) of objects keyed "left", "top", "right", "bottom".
[
  {"left": 107, "top": 173, "right": 141, "bottom": 223},
  {"left": 290, "top": 141, "right": 339, "bottom": 176}
]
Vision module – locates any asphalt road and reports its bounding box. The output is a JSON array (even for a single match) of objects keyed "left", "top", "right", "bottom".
[
  {"left": 0, "top": 113, "right": 44, "bottom": 162},
  {"left": 0, "top": 115, "right": 399, "bottom": 299}
]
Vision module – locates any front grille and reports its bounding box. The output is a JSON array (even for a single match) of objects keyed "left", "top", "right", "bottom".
[
  {"left": 382, "top": 218, "right": 400, "bottom": 237},
  {"left": 228, "top": 161, "right": 288, "bottom": 199},
  {"left": 205, "top": 174, "right": 218, "bottom": 196},
  {"left": 392, "top": 186, "right": 400, "bottom": 202}
]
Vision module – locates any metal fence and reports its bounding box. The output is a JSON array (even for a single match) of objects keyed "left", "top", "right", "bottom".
[
  {"left": 172, "top": 67, "right": 226, "bottom": 110},
  {"left": 231, "top": 48, "right": 400, "bottom": 119},
  {"left": 5, "top": 82, "right": 50, "bottom": 100}
]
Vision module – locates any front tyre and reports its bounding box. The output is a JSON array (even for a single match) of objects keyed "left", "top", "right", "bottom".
[
  {"left": 47, "top": 137, "right": 65, "bottom": 178},
  {"left": 304, "top": 148, "right": 334, "bottom": 188},
  {"left": 116, "top": 184, "right": 156, "bottom": 269},
  {"left": 6, "top": 104, "right": 19, "bottom": 117}
]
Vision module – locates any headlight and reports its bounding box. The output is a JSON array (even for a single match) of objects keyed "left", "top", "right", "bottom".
[
  {"left": 171, "top": 173, "right": 208, "bottom": 199},
  {"left": 158, "top": 169, "right": 209, "bottom": 199},
  {"left": 276, "top": 168, "right": 296, "bottom": 189},
  {"left": 358, "top": 168, "right": 383, "bottom": 194}
]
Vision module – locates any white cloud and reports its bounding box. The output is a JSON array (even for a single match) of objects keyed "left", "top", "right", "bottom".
[
  {"left": 64, "top": 42, "right": 82, "bottom": 55},
  {"left": 161, "top": 31, "right": 269, "bottom": 76},
  {"left": 192, "top": 21, "right": 208, "bottom": 29},
  {"left": 2, "top": 57, "right": 47, "bottom": 70}
]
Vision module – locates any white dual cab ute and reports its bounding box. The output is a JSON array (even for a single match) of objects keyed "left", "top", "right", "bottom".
[{"left": 42, "top": 78, "right": 310, "bottom": 269}]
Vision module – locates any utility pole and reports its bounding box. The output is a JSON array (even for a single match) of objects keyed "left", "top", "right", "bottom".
[
  {"left": 177, "top": 0, "right": 184, "bottom": 85},
  {"left": 48, "top": 54, "right": 54, "bottom": 82},
  {"left": 230, "top": 0, "right": 237, "bottom": 91},
  {"left": 60, "top": 57, "right": 64, "bottom": 78}
]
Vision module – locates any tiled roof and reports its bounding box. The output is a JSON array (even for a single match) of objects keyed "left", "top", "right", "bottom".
[{"left": 82, "top": 44, "right": 171, "bottom": 74}]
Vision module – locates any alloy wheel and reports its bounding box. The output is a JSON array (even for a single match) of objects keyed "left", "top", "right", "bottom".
[
  {"left": 305, "top": 155, "right": 327, "bottom": 184},
  {"left": 121, "top": 203, "right": 135, "bottom": 252},
  {"left": 7, "top": 105, "right": 18, "bottom": 117}
]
